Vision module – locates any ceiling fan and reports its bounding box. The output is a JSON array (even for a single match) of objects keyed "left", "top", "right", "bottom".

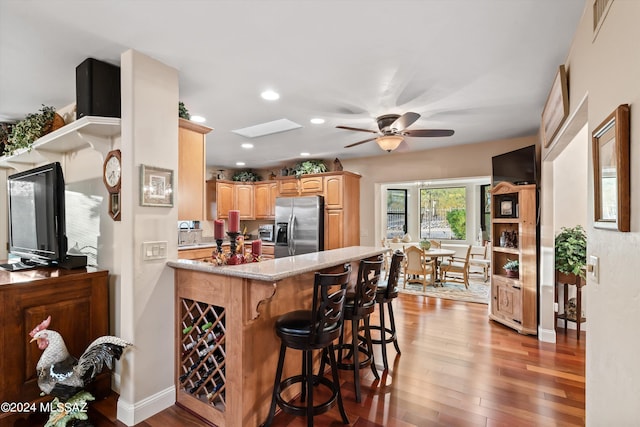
[{"left": 337, "top": 112, "right": 454, "bottom": 152}]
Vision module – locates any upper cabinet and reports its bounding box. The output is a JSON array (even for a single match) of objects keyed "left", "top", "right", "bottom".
[
  {"left": 216, "top": 180, "right": 255, "bottom": 219},
  {"left": 254, "top": 181, "right": 278, "bottom": 219},
  {"left": 178, "top": 118, "right": 212, "bottom": 221}
]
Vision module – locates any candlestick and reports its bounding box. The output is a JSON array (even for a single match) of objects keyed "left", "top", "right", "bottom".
[
  {"left": 214, "top": 219, "right": 225, "bottom": 240},
  {"left": 228, "top": 210, "right": 240, "bottom": 233},
  {"left": 215, "top": 239, "right": 224, "bottom": 256},
  {"left": 226, "top": 231, "right": 241, "bottom": 260}
]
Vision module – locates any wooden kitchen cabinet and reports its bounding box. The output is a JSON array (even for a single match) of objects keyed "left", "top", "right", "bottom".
[
  {"left": 254, "top": 181, "right": 278, "bottom": 219},
  {"left": 277, "top": 178, "right": 299, "bottom": 196},
  {"left": 178, "top": 246, "right": 215, "bottom": 261},
  {"left": 324, "top": 172, "right": 360, "bottom": 250},
  {"left": 216, "top": 180, "right": 254, "bottom": 219},
  {"left": 178, "top": 118, "right": 213, "bottom": 221},
  {"left": 300, "top": 176, "right": 324, "bottom": 195}
]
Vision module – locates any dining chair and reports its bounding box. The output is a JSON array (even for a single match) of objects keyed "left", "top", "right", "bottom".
[
  {"left": 402, "top": 246, "right": 436, "bottom": 291},
  {"left": 468, "top": 243, "right": 491, "bottom": 282},
  {"left": 439, "top": 244, "right": 472, "bottom": 288}
]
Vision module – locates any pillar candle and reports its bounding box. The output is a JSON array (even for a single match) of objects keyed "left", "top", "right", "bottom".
[
  {"left": 228, "top": 210, "right": 240, "bottom": 232},
  {"left": 214, "top": 219, "right": 225, "bottom": 239},
  {"left": 251, "top": 239, "right": 262, "bottom": 256}
]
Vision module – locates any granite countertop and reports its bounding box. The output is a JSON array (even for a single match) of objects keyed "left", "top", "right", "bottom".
[{"left": 168, "top": 246, "right": 387, "bottom": 281}]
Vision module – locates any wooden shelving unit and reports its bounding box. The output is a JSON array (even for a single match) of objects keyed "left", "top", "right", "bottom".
[{"left": 489, "top": 182, "right": 538, "bottom": 335}]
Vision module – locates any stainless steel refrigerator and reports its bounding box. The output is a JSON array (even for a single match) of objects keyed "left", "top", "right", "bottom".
[{"left": 274, "top": 195, "right": 324, "bottom": 258}]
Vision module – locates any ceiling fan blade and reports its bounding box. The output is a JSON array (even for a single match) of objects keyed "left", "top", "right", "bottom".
[
  {"left": 403, "top": 129, "right": 455, "bottom": 137},
  {"left": 390, "top": 112, "right": 420, "bottom": 131},
  {"left": 344, "top": 137, "right": 377, "bottom": 148},
  {"left": 336, "top": 125, "right": 379, "bottom": 134}
]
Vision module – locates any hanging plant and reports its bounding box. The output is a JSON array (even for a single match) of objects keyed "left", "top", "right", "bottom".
[
  {"left": 178, "top": 102, "right": 191, "bottom": 120},
  {"left": 0, "top": 122, "right": 13, "bottom": 155},
  {"left": 4, "top": 105, "right": 63, "bottom": 155},
  {"left": 232, "top": 170, "right": 262, "bottom": 182},
  {"left": 291, "top": 160, "right": 327, "bottom": 177}
]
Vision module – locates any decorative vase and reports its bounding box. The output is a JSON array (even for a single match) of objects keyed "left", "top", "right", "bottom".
[{"left": 505, "top": 269, "right": 518, "bottom": 278}]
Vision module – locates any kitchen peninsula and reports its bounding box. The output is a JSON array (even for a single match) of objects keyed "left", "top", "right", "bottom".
[{"left": 168, "top": 246, "right": 387, "bottom": 427}]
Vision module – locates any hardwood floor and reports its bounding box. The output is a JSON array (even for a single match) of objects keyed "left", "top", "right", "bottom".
[{"left": 87, "top": 294, "right": 586, "bottom": 426}]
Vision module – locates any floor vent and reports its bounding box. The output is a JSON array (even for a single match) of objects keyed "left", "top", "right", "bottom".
[{"left": 593, "top": 0, "right": 614, "bottom": 39}]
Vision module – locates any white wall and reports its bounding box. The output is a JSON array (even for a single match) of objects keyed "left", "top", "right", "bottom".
[
  {"left": 541, "top": 2, "right": 640, "bottom": 424},
  {"left": 116, "top": 49, "right": 178, "bottom": 425}
]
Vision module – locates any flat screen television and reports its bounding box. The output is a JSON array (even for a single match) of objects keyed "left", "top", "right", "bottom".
[
  {"left": 3, "top": 162, "right": 86, "bottom": 271},
  {"left": 491, "top": 145, "right": 538, "bottom": 187}
]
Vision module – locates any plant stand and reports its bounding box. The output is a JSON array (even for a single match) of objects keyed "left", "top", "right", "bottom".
[{"left": 554, "top": 272, "right": 586, "bottom": 339}]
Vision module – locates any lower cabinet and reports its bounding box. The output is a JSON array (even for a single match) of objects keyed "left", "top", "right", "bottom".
[
  {"left": 0, "top": 268, "right": 110, "bottom": 423},
  {"left": 491, "top": 276, "right": 523, "bottom": 325}
]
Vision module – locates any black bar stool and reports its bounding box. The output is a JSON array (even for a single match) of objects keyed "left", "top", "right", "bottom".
[
  {"left": 323, "top": 256, "right": 382, "bottom": 403},
  {"left": 369, "top": 250, "right": 403, "bottom": 370},
  {"left": 262, "top": 265, "right": 351, "bottom": 427}
]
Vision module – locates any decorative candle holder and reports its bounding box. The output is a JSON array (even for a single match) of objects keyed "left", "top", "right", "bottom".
[
  {"left": 226, "top": 231, "right": 240, "bottom": 254},
  {"left": 215, "top": 238, "right": 224, "bottom": 255}
]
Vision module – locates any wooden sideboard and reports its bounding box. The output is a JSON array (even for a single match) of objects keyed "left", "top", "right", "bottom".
[{"left": 0, "top": 266, "right": 110, "bottom": 421}]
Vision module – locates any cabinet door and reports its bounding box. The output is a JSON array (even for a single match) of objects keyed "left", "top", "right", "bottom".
[
  {"left": 278, "top": 178, "right": 299, "bottom": 196},
  {"left": 235, "top": 184, "right": 254, "bottom": 219},
  {"left": 324, "top": 209, "right": 344, "bottom": 250},
  {"left": 493, "top": 280, "right": 522, "bottom": 324},
  {"left": 216, "top": 182, "right": 234, "bottom": 219},
  {"left": 268, "top": 182, "right": 278, "bottom": 217},
  {"left": 324, "top": 175, "right": 343, "bottom": 209},
  {"left": 178, "top": 126, "right": 205, "bottom": 220},
  {"left": 300, "top": 176, "right": 324, "bottom": 195},
  {"left": 254, "top": 183, "right": 271, "bottom": 219},
  {"left": 206, "top": 180, "right": 216, "bottom": 220}
]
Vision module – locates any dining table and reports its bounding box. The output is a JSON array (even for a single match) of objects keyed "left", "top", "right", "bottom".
[{"left": 387, "top": 242, "right": 455, "bottom": 286}]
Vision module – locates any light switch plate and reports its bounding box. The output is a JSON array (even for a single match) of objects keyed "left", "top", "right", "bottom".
[
  {"left": 589, "top": 255, "right": 599, "bottom": 283},
  {"left": 143, "top": 241, "right": 168, "bottom": 261}
]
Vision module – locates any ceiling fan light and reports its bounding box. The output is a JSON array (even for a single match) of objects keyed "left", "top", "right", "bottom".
[{"left": 376, "top": 135, "right": 403, "bottom": 152}]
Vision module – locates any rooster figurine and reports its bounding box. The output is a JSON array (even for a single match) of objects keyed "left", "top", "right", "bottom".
[{"left": 29, "top": 315, "right": 131, "bottom": 426}]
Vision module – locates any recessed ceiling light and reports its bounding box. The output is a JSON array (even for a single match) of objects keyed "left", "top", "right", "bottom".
[
  {"left": 236, "top": 162, "right": 246, "bottom": 166},
  {"left": 241, "top": 143, "right": 254, "bottom": 149},
  {"left": 310, "top": 118, "right": 325, "bottom": 124},
  {"left": 261, "top": 90, "right": 280, "bottom": 101},
  {"left": 300, "top": 152, "right": 310, "bottom": 156},
  {"left": 190, "top": 115, "right": 206, "bottom": 123}
]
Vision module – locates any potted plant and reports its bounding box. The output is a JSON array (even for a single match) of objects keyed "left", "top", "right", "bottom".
[
  {"left": 178, "top": 101, "right": 190, "bottom": 119},
  {"left": 4, "top": 105, "right": 63, "bottom": 155},
  {"left": 503, "top": 259, "right": 519, "bottom": 278},
  {"left": 555, "top": 225, "right": 587, "bottom": 283},
  {"left": 232, "top": 170, "right": 262, "bottom": 182},
  {"left": 290, "top": 160, "right": 327, "bottom": 178},
  {"left": 0, "top": 122, "right": 12, "bottom": 155},
  {"left": 419, "top": 239, "right": 431, "bottom": 250}
]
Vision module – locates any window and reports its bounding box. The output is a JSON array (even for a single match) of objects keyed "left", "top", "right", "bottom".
[
  {"left": 419, "top": 187, "right": 466, "bottom": 240},
  {"left": 386, "top": 189, "right": 407, "bottom": 239}
]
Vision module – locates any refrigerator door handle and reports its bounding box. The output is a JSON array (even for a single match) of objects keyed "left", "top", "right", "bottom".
[{"left": 288, "top": 214, "right": 295, "bottom": 256}]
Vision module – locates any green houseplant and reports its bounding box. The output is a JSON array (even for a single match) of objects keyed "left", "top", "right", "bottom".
[
  {"left": 291, "top": 160, "right": 327, "bottom": 178},
  {"left": 178, "top": 101, "right": 191, "bottom": 120},
  {"left": 555, "top": 225, "right": 587, "bottom": 280},
  {"left": 4, "top": 105, "right": 60, "bottom": 155},
  {"left": 232, "top": 170, "right": 262, "bottom": 182},
  {"left": 503, "top": 259, "right": 519, "bottom": 278}
]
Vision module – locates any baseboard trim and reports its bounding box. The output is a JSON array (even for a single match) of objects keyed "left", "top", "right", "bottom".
[
  {"left": 117, "top": 386, "right": 175, "bottom": 426},
  {"left": 538, "top": 325, "right": 556, "bottom": 343}
]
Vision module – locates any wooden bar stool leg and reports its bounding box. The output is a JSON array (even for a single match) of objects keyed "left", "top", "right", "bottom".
[
  {"left": 378, "top": 301, "right": 389, "bottom": 370},
  {"left": 388, "top": 301, "right": 401, "bottom": 354},
  {"left": 363, "top": 316, "right": 379, "bottom": 380},
  {"left": 327, "top": 343, "right": 350, "bottom": 424}
]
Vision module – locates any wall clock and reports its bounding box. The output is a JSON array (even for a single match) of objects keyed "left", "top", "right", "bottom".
[{"left": 103, "top": 149, "right": 122, "bottom": 221}]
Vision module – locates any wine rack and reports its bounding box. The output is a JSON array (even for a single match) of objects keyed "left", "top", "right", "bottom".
[{"left": 179, "top": 298, "right": 226, "bottom": 410}]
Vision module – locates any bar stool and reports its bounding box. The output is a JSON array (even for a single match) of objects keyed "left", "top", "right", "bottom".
[
  {"left": 262, "top": 265, "right": 351, "bottom": 427},
  {"left": 369, "top": 250, "right": 403, "bottom": 370},
  {"left": 323, "top": 257, "right": 382, "bottom": 403}
]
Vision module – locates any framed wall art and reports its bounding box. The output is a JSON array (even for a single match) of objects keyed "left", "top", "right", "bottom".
[
  {"left": 541, "top": 64, "right": 569, "bottom": 148},
  {"left": 592, "top": 104, "right": 630, "bottom": 231},
  {"left": 140, "top": 164, "right": 174, "bottom": 207}
]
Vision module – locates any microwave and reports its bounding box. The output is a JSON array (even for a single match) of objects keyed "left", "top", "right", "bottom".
[{"left": 258, "top": 224, "right": 274, "bottom": 242}]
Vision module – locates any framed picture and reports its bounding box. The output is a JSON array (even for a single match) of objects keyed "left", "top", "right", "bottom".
[
  {"left": 140, "top": 164, "right": 174, "bottom": 207},
  {"left": 541, "top": 65, "right": 569, "bottom": 148},
  {"left": 500, "top": 200, "right": 513, "bottom": 217},
  {"left": 592, "top": 104, "right": 630, "bottom": 231}
]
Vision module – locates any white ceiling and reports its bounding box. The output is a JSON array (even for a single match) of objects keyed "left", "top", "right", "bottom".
[{"left": 0, "top": 0, "right": 585, "bottom": 170}]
